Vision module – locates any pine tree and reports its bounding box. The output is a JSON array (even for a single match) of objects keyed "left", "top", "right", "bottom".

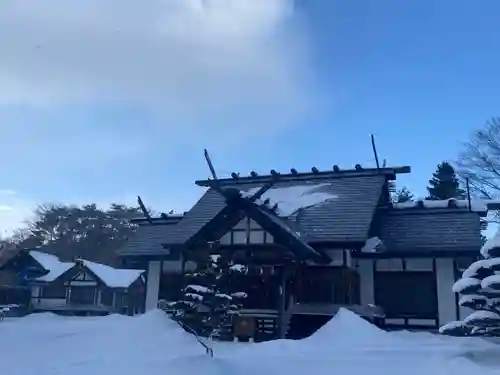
[
  {"left": 440, "top": 232, "right": 500, "bottom": 337},
  {"left": 167, "top": 254, "right": 247, "bottom": 339},
  {"left": 393, "top": 187, "right": 414, "bottom": 203},
  {"left": 426, "top": 162, "right": 466, "bottom": 200}
]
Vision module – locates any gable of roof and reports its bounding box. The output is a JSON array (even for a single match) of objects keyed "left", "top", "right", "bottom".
[
  {"left": 166, "top": 175, "right": 387, "bottom": 245},
  {"left": 183, "top": 193, "right": 328, "bottom": 263},
  {"left": 241, "top": 200, "right": 328, "bottom": 263},
  {"left": 13, "top": 250, "right": 146, "bottom": 287},
  {"left": 29, "top": 251, "right": 75, "bottom": 282},
  {"left": 76, "top": 259, "right": 145, "bottom": 288}
]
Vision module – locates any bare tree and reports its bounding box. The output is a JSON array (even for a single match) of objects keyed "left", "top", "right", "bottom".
[{"left": 457, "top": 118, "right": 500, "bottom": 200}]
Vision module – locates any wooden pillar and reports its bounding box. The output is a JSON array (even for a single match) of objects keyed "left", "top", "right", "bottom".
[
  {"left": 145, "top": 261, "right": 161, "bottom": 311},
  {"left": 278, "top": 265, "right": 292, "bottom": 338}
]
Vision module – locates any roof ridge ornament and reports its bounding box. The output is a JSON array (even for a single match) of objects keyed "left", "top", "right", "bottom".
[{"left": 204, "top": 148, "right": 279, "bottom": 203}]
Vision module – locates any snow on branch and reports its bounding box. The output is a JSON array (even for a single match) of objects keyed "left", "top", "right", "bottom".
[
  {"left": 464, "top": 310, "right": 500, "bottom": 326},
  {"left": 452, "top": 277, "right": 481, "bottom": 294},
  {"left": 441, "top": 229, "right": 500, "bottom": 337},
  {"left": 229, "top": 264, "right": 247, "bottom": 273},
  {"left": 166, "top": 255, "right": 247, "bottom": 340},
  {"left": 462, "top": 258, "right": 500, "bottom": 278},
  {"left": 439, "top": 320, "right": 465, "bottom": 334},
  {"left": 481, "top": 233, "right": 500, "bottom": 259},
  {"left": 185, "top": 285, "right": 214, "bottom": 294},
  {"left": 482, "top": 274, "right": 500, "bottom": 290},
  {"left": 458, "top": 294, "right": 486, "bottom": 308}
]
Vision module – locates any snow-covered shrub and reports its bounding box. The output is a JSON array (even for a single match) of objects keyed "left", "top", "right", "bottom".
[
  {"left": 440, "top": 232, "right": 500, "bottom": 336},
  {"left": 166, "top": 254, "right": 247, "bottom": 339}
]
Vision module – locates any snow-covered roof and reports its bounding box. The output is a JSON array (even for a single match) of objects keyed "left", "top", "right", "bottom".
[
  {"left": 480, "top": 229, "right": 500, "bottom": 258},
  {"left": 29, "top": 251, "right": 75, "bottom": 282},
  {"left": 241, "top": 183, "right": 337, "bottom": 217},
  {"left": 392, "top": 198, "right": 488, "bottom": 212},
  {"left": 27, "top": 250, "right": 144, "bottom": 287},
  {"left": 78, "top": 259, "right": 144, "bottom": 288}
]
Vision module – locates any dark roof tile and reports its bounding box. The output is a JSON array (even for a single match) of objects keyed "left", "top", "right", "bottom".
[
  {"left": 159, "top": 175, "right": 385, "bottom": 245},
  {"left": 118, "top": 174, "right": 388, "bottom": 256},
  {"left": 378, "top": 210, "right": 482, "bottom": 253}
]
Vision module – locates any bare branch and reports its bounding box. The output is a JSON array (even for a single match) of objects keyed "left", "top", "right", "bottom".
[{"left": 457, "top": 117, "right": 500, "bottom": 199}]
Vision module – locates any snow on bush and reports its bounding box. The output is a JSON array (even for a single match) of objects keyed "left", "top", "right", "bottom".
[
  {"left": 440, "top": 230, "right": 500, "bottom": 337},
  {"left": 166, "top": 254, "right": 247, "bottom": 339}
]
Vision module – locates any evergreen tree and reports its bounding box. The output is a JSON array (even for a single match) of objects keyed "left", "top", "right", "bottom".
[
  {"left": 440, "top": 232, "right": 500, "bottom": 337},
  {"left": 393, "top": 187, "right": 414, "bottom": 203},
  {"left": 426, "top": 162, "right": 466, "bottom": 200},
  {"left": 167, "top": 254, "right": 247, "bottom": 339}
]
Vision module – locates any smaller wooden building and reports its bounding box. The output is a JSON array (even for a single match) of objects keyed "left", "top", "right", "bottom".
[{"left": 0, "top": 249, "right": 145, "bottom": 316}]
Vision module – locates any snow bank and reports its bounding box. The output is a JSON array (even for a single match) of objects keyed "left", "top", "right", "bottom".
[
  {"left": 80, "top": 259, "right": 144, "bottom": 288},
  {"left": 30, "top": 250, "right": 75, "bottom": 282},
  {"left": 0, "top": 308, "right": 497, "bottom": 375},
  {"left": 241, "top": 184, "right": 337, "bottom": 217}
]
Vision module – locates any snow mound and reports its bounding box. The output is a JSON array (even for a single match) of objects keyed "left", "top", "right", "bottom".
[
  {"left": 308, "top": 308, "right": 388, "bottom": 345},
  {"left": 1, "top": 308, "right": 498, "bottom": 375}
]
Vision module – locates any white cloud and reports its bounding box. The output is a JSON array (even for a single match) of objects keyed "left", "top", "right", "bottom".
[
  {"left": 0, "top": 0, "right": 319, "bottom": 233},
  {"left": 0, "top": 0, "right": 316, "bottom": 143}
]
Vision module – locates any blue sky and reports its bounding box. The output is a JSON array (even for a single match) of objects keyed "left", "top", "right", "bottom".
[{"left": 0, "top": 0, "right": 498, "bottom": 234}]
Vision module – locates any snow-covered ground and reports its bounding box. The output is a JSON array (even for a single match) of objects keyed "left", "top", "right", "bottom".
[{"left": 0, "top": 309, "right": 498, "bottom": 375}]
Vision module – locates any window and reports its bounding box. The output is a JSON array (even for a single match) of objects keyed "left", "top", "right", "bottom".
[
  {"left": 249, "top": 230, "right": 265, "bottom": 244},
  {"left": 69, "top": 286, "right": 96, "bottom": 305},
  {"left": 374, "top": 271, "right": 437, "bottom": 318},
  {"left": 219, "top": 232, "right": 231, "bottom": 245},
  {"left": 232, "top": 230, "right": 247, "bottom": 244},
  {"left": 41, "top": 284, "right": 66, "bottom": 299},
  {"left": 100, "top": 289, "right": 114, "bottom": 306},
  {"left": 295, "top": 267, "right": 335, "bottom": 304}
]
